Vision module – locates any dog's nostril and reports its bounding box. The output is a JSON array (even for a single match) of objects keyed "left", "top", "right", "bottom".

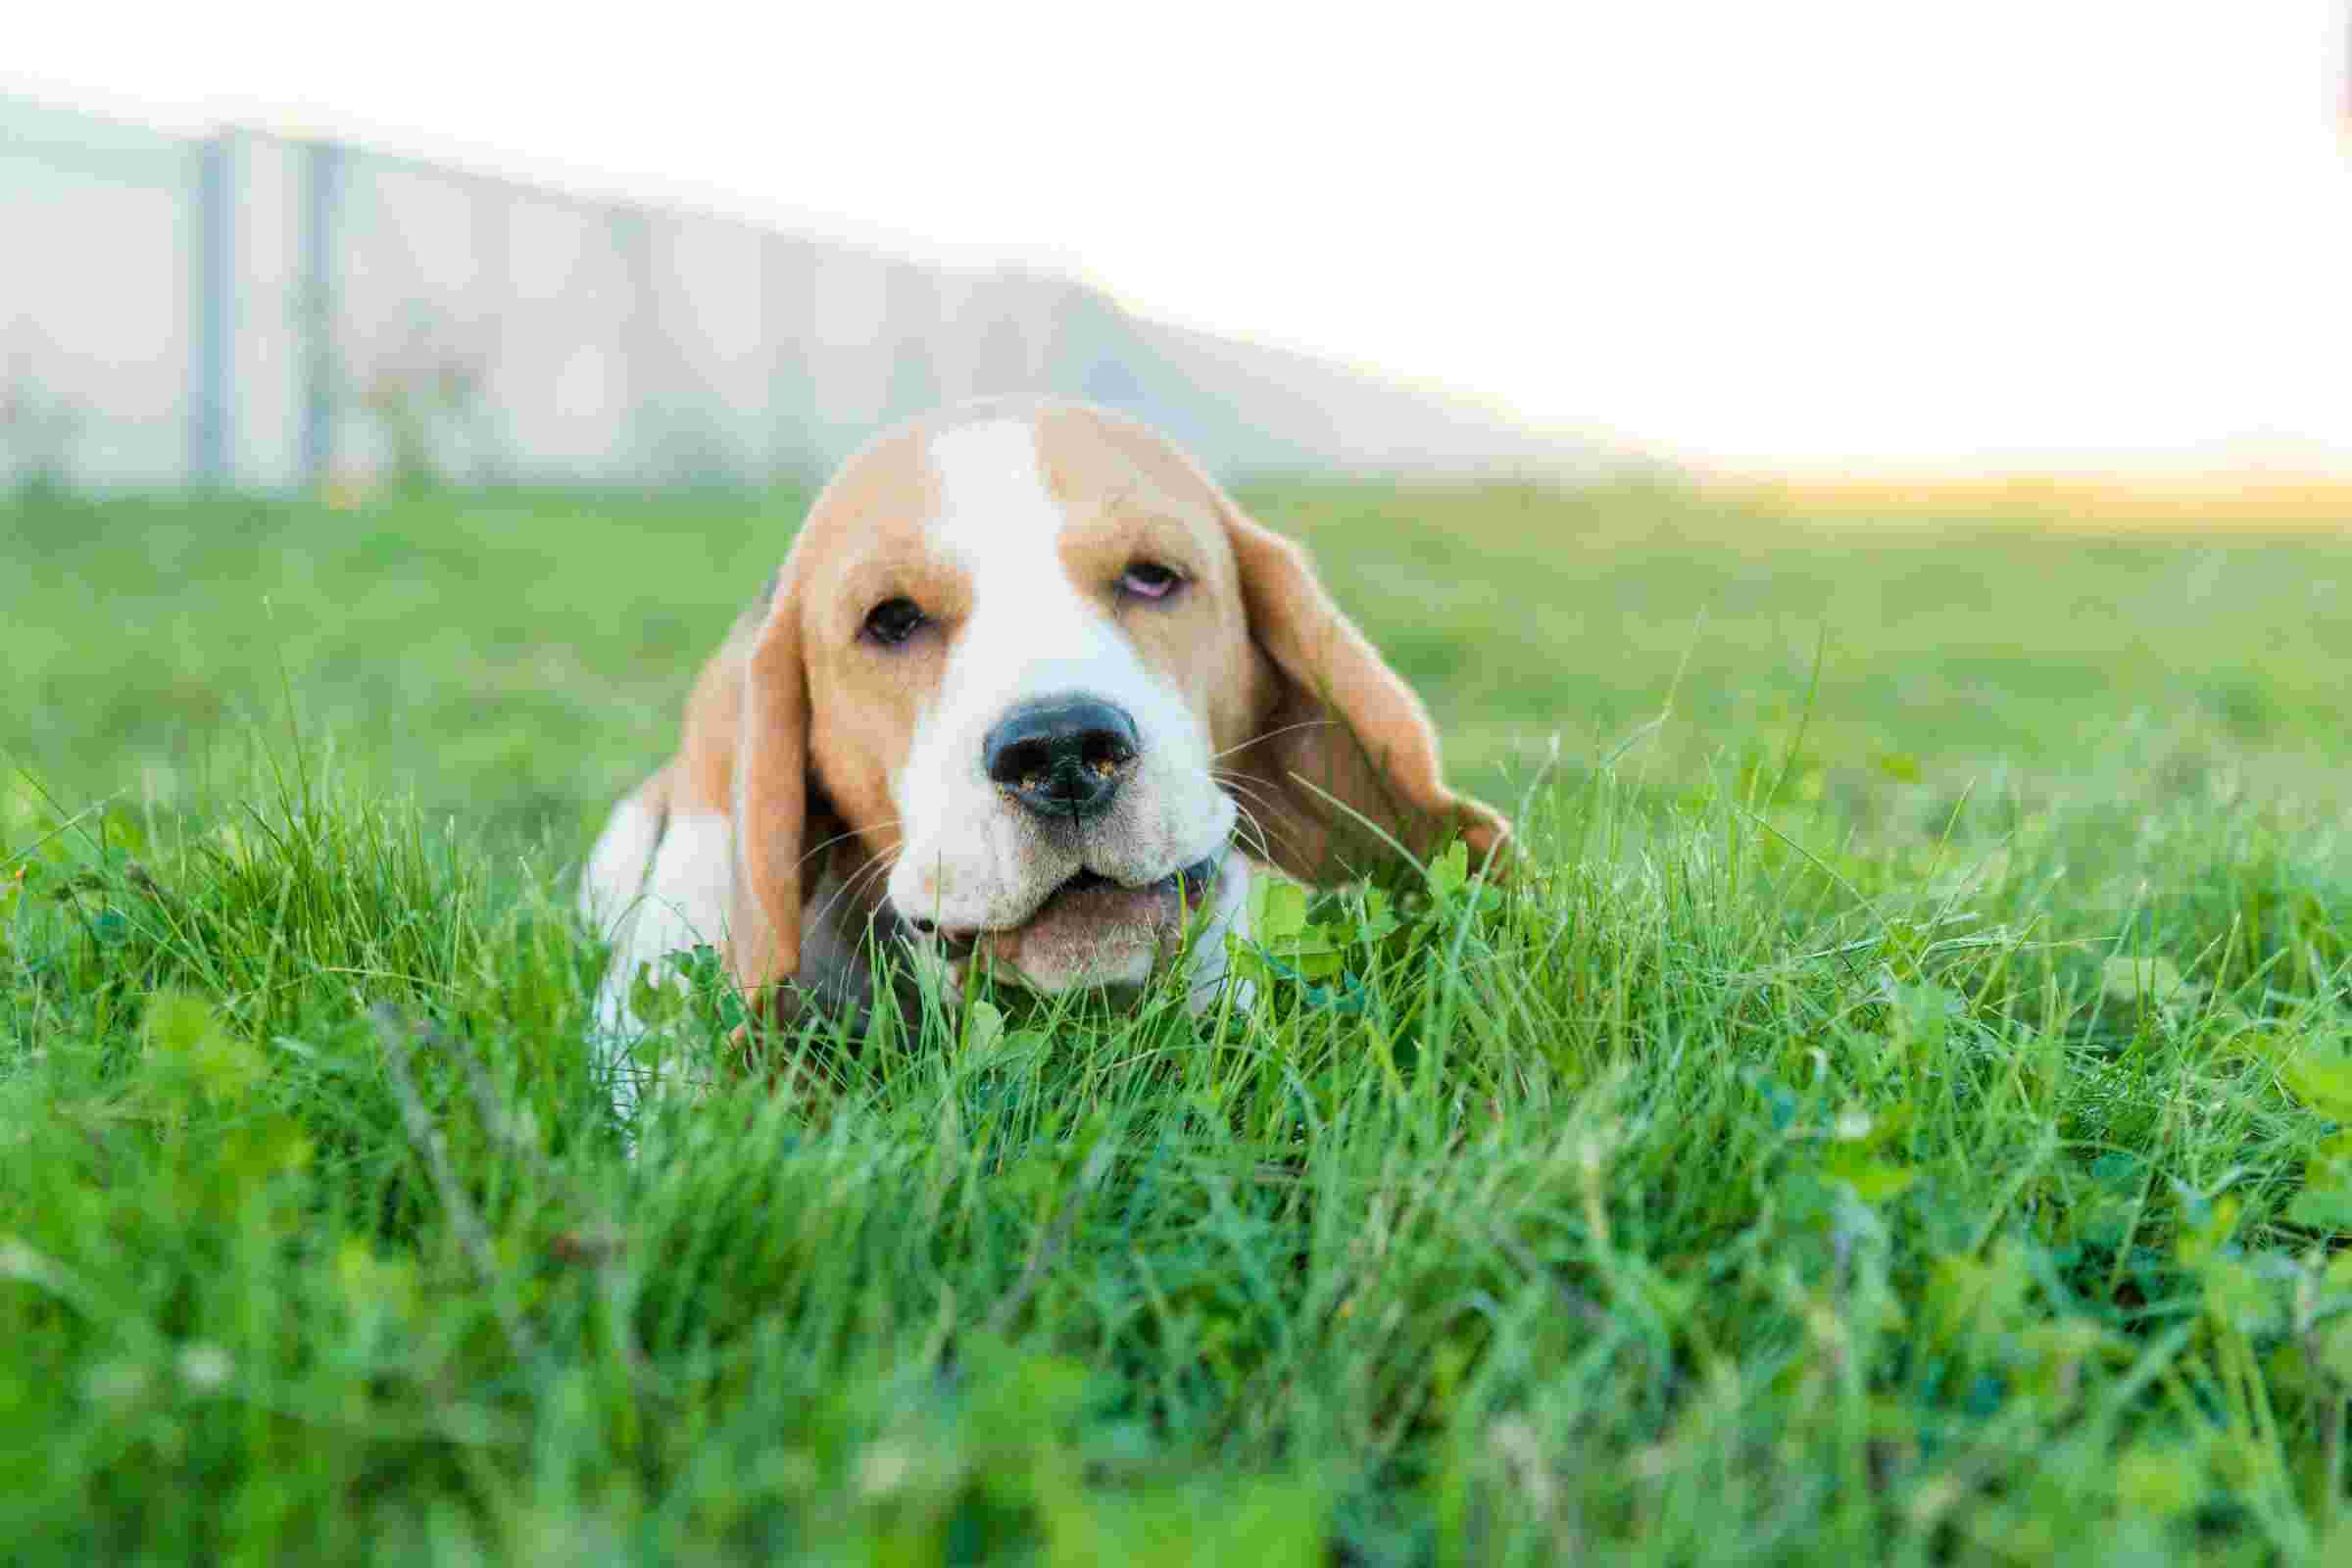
[
  {"left": 994, "top": 737, "right": 1058, "bottom": 790},
  {"left": 1080, "top": 729, "right": 1134, "bottom": 775},
  {"left": 908, "top": 916, "right": 937, "bottom": 937}
]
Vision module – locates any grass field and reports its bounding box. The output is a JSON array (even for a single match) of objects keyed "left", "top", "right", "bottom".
[{"left": 5, "top": 477, "right": 2352, "bottom": 1563}]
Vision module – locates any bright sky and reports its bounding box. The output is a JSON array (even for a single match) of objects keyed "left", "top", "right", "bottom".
[{"left": 10, "top": 1, "right": 2352, "bottom": 472}]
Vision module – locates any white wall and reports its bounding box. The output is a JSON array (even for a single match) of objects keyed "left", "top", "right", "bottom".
[
  {"left": 3, "top": 98, "right": 1575, "bottom": 490},
  {"left": 0, "top": 99, "right": 193, "bottom": 488}
]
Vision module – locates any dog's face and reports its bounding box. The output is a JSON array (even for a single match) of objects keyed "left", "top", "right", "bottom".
[
  {"left": 793, "top": 409, "right": 1255, "bottom": 990},
  {"left": 725, "top": 401, "right": 1508, "bottom": 1009}
]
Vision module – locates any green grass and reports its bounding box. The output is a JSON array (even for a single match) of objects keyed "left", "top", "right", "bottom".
[{"left": 4, "top": 479, "right": 2352, "bottom": 1563}]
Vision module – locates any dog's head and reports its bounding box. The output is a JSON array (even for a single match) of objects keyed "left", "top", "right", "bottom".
[{"left": 727, "top": 400, "right": 1508, "bottom": 1007}]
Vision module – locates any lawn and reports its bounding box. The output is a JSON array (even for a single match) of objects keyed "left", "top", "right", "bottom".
[{"left": 4, "top": 477, "right": 2352, "bottom": 1562}]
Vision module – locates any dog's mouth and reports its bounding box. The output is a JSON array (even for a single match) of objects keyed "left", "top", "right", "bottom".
[{"left": 935, "top": 853, "right": 1222, "bottom": 957}]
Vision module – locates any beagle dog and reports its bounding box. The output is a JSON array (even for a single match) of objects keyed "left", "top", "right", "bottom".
[{"left": 580, "top": 399, "right": 1507, "bottom": 1092}]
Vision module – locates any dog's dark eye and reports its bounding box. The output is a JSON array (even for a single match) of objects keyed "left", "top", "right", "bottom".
[
  {"left": 1119, "top": 563, "right": 1183, "bottom": 602},
  {"left": 862, "top": 597, "right": 926, "bottom": 646}
]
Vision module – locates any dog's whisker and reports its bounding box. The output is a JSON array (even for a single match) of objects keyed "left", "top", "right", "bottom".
[
  {"left": 1235, "top": 814, "right": 1291, "bottom": 867},
  {"left": 1224, "top": 808, "right": 1279, "bottom": 865},
  {"left": 1210, "top": 771, "right": 1306, "bottom": 847},
  {"left": 833, "top": 845, "right": 901, "bottom": 919},
  {"left": 1211, "top": 718, "right": 1337, "bottom": 763},
  {"left": 795, "top": 819, "right": 896, "bottom": 875},
  {"left": 802, "top": 833, "right": 905, "bottom": 941},
  {"left": 1208, "top": 782, "right": 1296, "bottom": 865},
  {"left": 1209, "top": 768, "right": 1288, "bottom": 808}
]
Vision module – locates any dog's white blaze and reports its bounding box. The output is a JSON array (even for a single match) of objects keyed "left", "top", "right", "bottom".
[
  {"left": 886, "top": 416, "right": 1231, "bottom": 935},
  {"left": 927, "top": 416, "right": 1132, "bottom": 721}
]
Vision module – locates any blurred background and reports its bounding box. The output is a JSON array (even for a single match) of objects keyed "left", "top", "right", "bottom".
[
  {"left": 11, "top": 1, "right": 2346, "bottom": 494},
  {"left": 5, "top": 0, "right": 2351, "bottom": 853},
  {"left": 0, "top": 95, "right": 1587, "bottom": 491}
]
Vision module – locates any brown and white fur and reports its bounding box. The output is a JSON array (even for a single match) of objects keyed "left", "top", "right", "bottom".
[{"left": 579, "top": 399, "right": 1508, "bottom": 1113}]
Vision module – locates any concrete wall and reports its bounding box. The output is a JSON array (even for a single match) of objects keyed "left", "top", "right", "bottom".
[
  {"left": 3, "top": 97, "right": 1578, "bottom": 491},
  {"left": 1, "top": 98, "right": 195, "bottom": 488}
]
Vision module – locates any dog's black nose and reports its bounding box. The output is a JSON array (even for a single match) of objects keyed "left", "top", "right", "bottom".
[{"left": 984, "top": 697, "right": 1140, "bottom": 821}]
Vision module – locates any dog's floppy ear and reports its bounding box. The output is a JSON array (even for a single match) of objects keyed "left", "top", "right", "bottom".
[
  {"left": 725, "top": 570, "right": 813, "bottom": 1010},
  {"left": 1222, "top": 505, "right": 1511, "bottom": 883}
]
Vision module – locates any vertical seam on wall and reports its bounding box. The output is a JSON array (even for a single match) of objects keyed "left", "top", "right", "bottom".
[
  {"left": 300, "top": 140, "right": 344, "bottom": 491},
  {"left": 190, "top": 132, "right": 235, "bottom": 485}
]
